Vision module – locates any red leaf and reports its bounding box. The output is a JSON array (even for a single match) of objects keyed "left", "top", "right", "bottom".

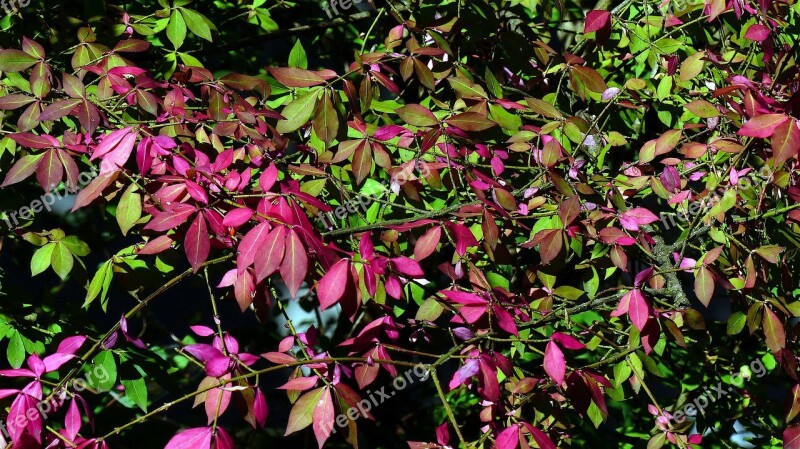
[
  {"left": 785, "top": 423, "right": 800, "bottom": 449},
  {"left": 71, "top": 171, "right": 119, "bottom": 211},
  {"left": 144, "top": 204, "right": 197, "bottom": 231},
  {"left": 268, "top": 67, "right": 325, "bottom": 88},
  {"left": 285, "top": 387, "right": 324, "bottom": 435},
  {"left": 222, "top": 208, "right": 254, "bottom": 227},
  {"left": 185, "top": 214, "right": 210, "bottom": 273},
  {"left": 694, "top": 266, "right": 715, "bottom": 306},
  {"left": 259, "top": 162, "right": 278, "bottom": 192},
  {"left": 91, "top": 127, "right": 136, "bottom": 160},
  {"left": 523, "top": 423, "right": 557, "bottom": 449},
  {"left": 254, "top": 388, "right": 268, "bottom": 428},
  {"left": 738, "top": 113, "right": 789, "bottom": 138},
  {"left": 584, "top": 10, "right": 611, "bottom": 33},
  {"left": 414, "top": 226, "right": 441, "bottom": 261},
  {"left": 628, "top": 289, "right": 649, "bottom": 331},
  {"left": 744, "top": 24, "right": 770, "bottom": 42},
  {"left": 496, "top": 425, "right": 520, "bottom": 449},
  {"left": 492, "top": 305, "right": 519, "bottom": 336},
  {"left": 312, "top": 387, "right": 335, "bottom": 449},
  {"left": 237, "top": 222, "right": 271, "bottom": 271},
  {"left": 544, "top": 340, "right": 566, "bottom": 385},
  {"left": 763, "top": 307, "right": 786, "bottom": 353},
  {"left": 444, "top": 112, "right": 496, "bottom": 132},
  {"left": 1, "top": 153, "right": 43, "bottom": 188},
  {"left": 538, "top": 229, "right": 564, "bottom": 265},
  {"left": 392, "top": 256, "right": 424, "bottom": 277},
  {"left": 279, "top": 229, "right": 307, "bottom": 298},
  {"left": 317, "top": 258, "right": 349, "bottom": 310},
  {"left": 620, "top": 207, "right": 659, "bottom": 231},
  {"left": 772, "top": 119, "right": 800, "bottom": 166},
  {"left": 255, "top": 226, "right": 287, "bottom": 283},
  {"left": 552, "top": 332, "right": 585, "bottom": 350},
  {"left": 164, "top": 427, "right": 212, "bottom": 449},
  {"left": 447, "top": 222, "right": 479, "bottom": 256},
  {"left": 278, "top": 377, "right": 318, "bottom": 391},
  {"left": 9, "top": 132, "right": 59, "bottom": 149},
  {"left": 36, "top": 149, "right": 63, "bottom": 192},
  {"left": 396, "top": 104, "right": 439, "bottom": 127},
  {"left": 352, "top": 140, "right": 372, "bottom": 185},
  {"left": 0, "top": 94, "right": 35, "bottom": 110}
]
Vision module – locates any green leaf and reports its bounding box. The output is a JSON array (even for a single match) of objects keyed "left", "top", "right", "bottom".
[
  {"left": 554, "top": 285, "right": 584, "bottom": 300},
  {"left": 117, "top": 184, "right": 142, "bottom": 236},
  {"left": 0, "top": 50, "right": 39, "bottom": 72},
  {"left": 6, "top": 330, "right": 25, "bottom": 369},
  {"left": 179, "top": 8, "right": 212, "bottom": 42},
  {"left": 85, "top": 260, "right": 113, "bottom": 310},
  {"left": 51, "top": 242, "right": 74, "bottom": 280},
  {"left": 31, "top": 243, "right": 55, "bottom": 276},
  {"left": 122, "top": 378, "right": 149, "bottom": 412},
  {"left": 653, "top": 38, "right": 683, "bottom": 55},
  {"left": 415, "top": 297, "right": 444, "bottom": 321},
  {"left": 288, "top": 40, "right": 308, "bottom": 69},
  {"left": 92, "top": 350, "right": 118, "bottom": 391},
  {"left": 166, "top": 9, "right": 187, "bottom": 49},
  {"left": 727, "top": 311, "right": 746, "bottom": 335},
  {"left": 285, "top": 387, "right": 324, "bottom": 435},
  {"left": 276, "top": 89, "right": 320, "bottom": 134},
  {"left": 706, "top": 189, "right": 736, "bottom": 221},
  {"left": 61, "top": 235, "right": 90, "bottom": 256}
]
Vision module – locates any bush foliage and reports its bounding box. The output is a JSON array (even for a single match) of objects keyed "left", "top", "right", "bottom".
[{"left": 0, "top": 0, "right": 799, "bottom": 448}]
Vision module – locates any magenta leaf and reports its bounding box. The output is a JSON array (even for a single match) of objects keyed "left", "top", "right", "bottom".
[
  {"left": 164, "top": 427, "right": 213, "bottom": 449},
  {"left": 317, "top": 258, "right": 349, "bottom": 310},
  {"left": 543, "top": 341, "right": 566, "bottom": 386}
]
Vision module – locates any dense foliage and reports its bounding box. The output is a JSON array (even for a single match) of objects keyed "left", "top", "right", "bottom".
[{"left": 0, "top": 0, "right": 799, "bottom": 447}]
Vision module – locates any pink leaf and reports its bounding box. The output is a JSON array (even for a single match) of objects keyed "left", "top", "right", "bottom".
[
  {"left": 42, "top": 353, "right": 74, "bottom": 372},
  {"left": 584, "top": 10, "right": 611, "bottom": 33},
  {"left": 90, "top": 127, "right": 135, "bottom": 161},
  {"left": 144, "top": 204, "right": 197, "bottom": 232},
  {"left": 259, "top": 162, "right": 278, "bottom": 192},
  {"left": 254, "top": 388, "right": 268, "bottom": 428},
  {"left": 552, "top": 332, "right": 585, "bottom": 350},
  {"left": 185, "top": 214, "right": 210, "bottom": 273},
  {"left": 496, "top": 425, "right": 520, "bottom": 449},
  {"left": 222, "top": 208, "right": 254, "bottom": 228},
  {"left": 164, "top": 427, "right": 212, "bottom": 449},
  {"left": 312, "top": 387, "right": 335, "bottom": 449},
  {"left": 1, "top": 153, "right": 44, "bottom": 188},
  {"left": 620, "top": 207, "right": 659, "bottom": 231},
  {"left": 448, "top": 358, "right": 480, "bottom": 390},
  {"left": 56, "top": 335, "right": 87, "bottom": 355},
  {"left": 492, "top": 305, "right": 519, "bottom": 336},
  {"left": 414, "top": 226, "right": 441, "bottom": 261},
  {"left": 278, "top": 377, "right": 318, "bottom": 391},
  {"left": 544, "top": 340, "right": 566, "bottom": 386},
  {"left": 317, "top": 259, "right": 349, "bottom": 310},
  {"left": 392, "top": 256, "right": 424, "bottom": 277},
  {"left": 744, "top": 24, "right": 770, "bottom": 42},
  {"left": 628, "top": 289, "right": 650, "bottom": 331},
  {"left": 237, "top": 222, "right": 271, "bottom": 271},
  {"left": 255, "top": 226, "right": 287, "bottom": 283},
  {"left": 279, "top": 229, "right": 308, "bottom": 299},
  {"left": 738, "top": 113, "right": 789, "bottom": 138},
  {"left": 64, "top": 399, "right": 80, "bottom": 441}
]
